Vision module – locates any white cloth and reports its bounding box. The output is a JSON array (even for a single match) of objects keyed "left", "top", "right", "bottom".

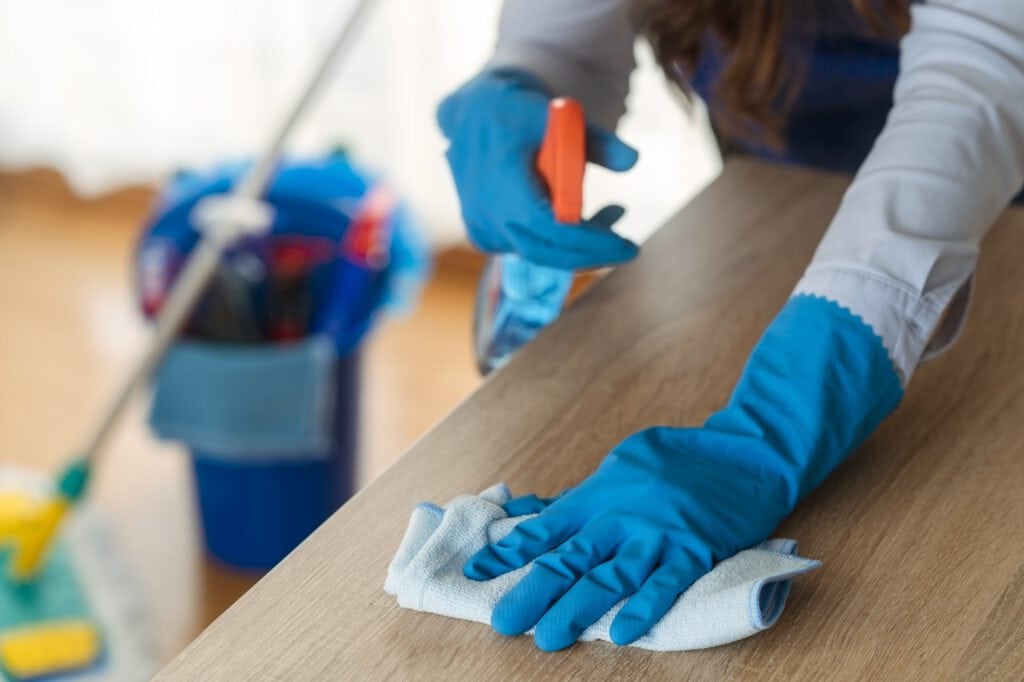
[
  {"left": 385, "top": 484, "right": 819, "bottom": 651},
  {"left": 491, "top": 0, "right": 1024, "bottom": 386}
]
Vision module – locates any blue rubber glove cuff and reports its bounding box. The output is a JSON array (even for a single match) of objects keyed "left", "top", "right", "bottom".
[{"left": 701, "top": 293, "right": 905, "bottom": 506}]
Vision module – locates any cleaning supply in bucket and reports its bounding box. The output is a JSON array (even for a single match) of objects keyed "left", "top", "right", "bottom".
[
  {"left": 141, "top": 154, "right": 427, "bottom": 570},
  {"left": 311, "top": 184, "right": 396, "bottom": 347},
  {"left": 473, "top": 98, "right": 584, "bottom": 374}
]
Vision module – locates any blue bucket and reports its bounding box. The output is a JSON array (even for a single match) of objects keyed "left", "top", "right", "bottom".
[
  {"left": 190, "top": 350, "right": 359, "bottom": 570},
  {"left": 140, "top": 154, "right": 427, "bottom": 572}
]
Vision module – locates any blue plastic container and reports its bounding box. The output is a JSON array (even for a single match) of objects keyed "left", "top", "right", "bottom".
[
  {"left": 141, "top": 154, "right": 427, "bottom": 572},
  {"left": 190, "top": 350, "right": 359, "bottom": 570}
]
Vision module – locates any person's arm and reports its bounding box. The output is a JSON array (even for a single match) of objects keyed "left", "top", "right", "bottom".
[
  {"left": 794, "top": 0, "right": 1024, "bottom": 385},
  {"left": 487, "top": 0, "right": 637, "bottom": 130},
  {"left": 459, "top": 1, "right": 1024, "bottom": 653}
]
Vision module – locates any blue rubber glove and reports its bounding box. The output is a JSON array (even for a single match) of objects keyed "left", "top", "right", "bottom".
[
  {"left": 464, "top": 295, "right": 904, "bottom": 651},
  {"left": 437, "top": 68, "right": 639, "bottom": 270}
]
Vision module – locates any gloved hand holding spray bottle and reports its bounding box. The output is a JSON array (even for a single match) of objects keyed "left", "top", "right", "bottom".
[{"left": 438, "top": 70, "right": 639, "bottom": 373}]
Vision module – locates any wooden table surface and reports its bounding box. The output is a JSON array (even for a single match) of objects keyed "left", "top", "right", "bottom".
[{"left": 157, "top": 160, "right": 1024, "bottom": 680}]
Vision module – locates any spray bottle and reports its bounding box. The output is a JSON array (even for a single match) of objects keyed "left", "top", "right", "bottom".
[{"left": 472, "top": 98, "right": 586, "bottom": 374}]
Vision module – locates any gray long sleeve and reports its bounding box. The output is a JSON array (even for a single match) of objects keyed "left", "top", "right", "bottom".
[
  {"left": 487, "top": 0, "right": 637, "bottom": 129},
  {"left": 794, "top": 0, "right": 1024, "bottom": 383}
]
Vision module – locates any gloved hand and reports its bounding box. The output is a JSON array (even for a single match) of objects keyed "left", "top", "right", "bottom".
[
  {"left": 465, "top": 295, "right": 904, "bottom": 651},
  {"left": 437, "top": 68, "right": 639, "bottom": 270}
]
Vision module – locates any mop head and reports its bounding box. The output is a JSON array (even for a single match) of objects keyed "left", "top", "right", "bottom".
[{"left": 0, "top": 468, "right": 155, "bottom": 681}]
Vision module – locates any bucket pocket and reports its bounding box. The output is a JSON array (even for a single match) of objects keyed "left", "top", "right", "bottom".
[{"left": 149, "top": 335, "right": 337, "bottom": 461}]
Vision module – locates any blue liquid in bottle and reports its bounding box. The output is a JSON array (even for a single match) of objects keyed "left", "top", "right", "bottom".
[{"left": 473, "top": 253, "right": 572, "bottom": 374}]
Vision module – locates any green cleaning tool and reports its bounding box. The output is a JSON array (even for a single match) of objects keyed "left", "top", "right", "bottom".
[
  {"left": 0, "top": 469, "right": 154, "bottom": 680},
  {"left": 0, "top": 499, "right": 98, "bottom": 680},
  {"left": 0, "top": 0, "right": 383, "bottom": 677}
]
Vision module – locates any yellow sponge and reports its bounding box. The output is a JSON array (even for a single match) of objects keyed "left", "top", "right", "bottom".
[
  {"left": 8, "top": 498, "right": 71, "bottom": 583},
  {"left": 0, "top": 619, "right": 101, "bottom": 679}
]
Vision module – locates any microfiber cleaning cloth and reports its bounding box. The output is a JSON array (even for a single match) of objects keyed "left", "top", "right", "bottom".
[
  {"left": 0, "top": 469, "right": 155, "bottom": 681},
  {"left": 385, "top": 484, "right": 820, "bottom": 651}
]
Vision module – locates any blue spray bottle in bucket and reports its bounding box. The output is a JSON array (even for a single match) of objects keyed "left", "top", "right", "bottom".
[{"left": 473, "top": 98, "right": 586, "bottom": 374}]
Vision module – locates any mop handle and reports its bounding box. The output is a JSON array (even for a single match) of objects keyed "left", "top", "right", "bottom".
[{"left": 79, "top": 0, "right": 383, "bottom": 464}]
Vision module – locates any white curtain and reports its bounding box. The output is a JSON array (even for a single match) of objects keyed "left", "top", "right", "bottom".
[{"left": 0, "top": 0, "right": 719, "bottom": 245}]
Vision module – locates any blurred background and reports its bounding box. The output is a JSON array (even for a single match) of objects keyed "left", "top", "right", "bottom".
[{"left": 0, "top": 0, "right": 720, "bottom": 667}]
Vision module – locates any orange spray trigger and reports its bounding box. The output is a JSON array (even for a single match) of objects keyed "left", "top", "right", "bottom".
[{"left": 536, "top": 98, "right": 586, "bottom": 224}]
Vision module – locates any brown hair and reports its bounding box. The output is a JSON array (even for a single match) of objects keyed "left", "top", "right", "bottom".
[{"left": 633, "top": 0, "right": 910, "bottom": 148}]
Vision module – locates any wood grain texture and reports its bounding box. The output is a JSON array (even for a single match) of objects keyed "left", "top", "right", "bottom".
[{"left": 156, "top": 160, "right": 1024, "bottom": 680}]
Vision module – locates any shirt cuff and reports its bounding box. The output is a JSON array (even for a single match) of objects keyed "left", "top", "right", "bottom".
[{"left": 792, "top": 266, "right": 971, "bottom": 386}]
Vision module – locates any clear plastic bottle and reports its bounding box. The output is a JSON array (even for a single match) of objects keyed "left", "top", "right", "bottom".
[
  {"left": 472, "top": 97, "right": 583, "bottom": 374},
  {"left": 473, "top": 253, "right": 572, "bottom": 374}
]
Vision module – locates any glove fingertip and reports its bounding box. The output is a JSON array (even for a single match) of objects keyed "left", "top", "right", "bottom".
[
  {"left": 608, "top": 613, "right": 646, "bottom": 646},
  {"left": 491, "top": 595, "right": 540, "bottom": 637},
  {"left": 587, "top": 128, "right": 639, "bottom": 172},
  {"left": 578, "top": 236, "right": 639, "bottom": 270},
  {"left": 604, "top": 143, "right": 640, "bottom": 172},
  {"left": 534, "top": 628, "right": 576, "bottom": 652},
  {"left": 491, "top": 608, "right": 526, "bottom": 637},
  {"left": 607, "top": 239, "right": 640, "bottom": 265},
  {"left": 588, "top": 204, "right": 626, "bottom": 229},
  {"left": 534, "top": 603, "right": 589, "bottom": 651}
]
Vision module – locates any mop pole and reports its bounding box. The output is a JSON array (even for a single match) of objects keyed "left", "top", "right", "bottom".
[{"left": 9, "top": 0, "right": 384, "bottom": 581}]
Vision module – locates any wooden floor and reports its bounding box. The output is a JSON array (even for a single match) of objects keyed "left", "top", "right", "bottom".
[{"left": 0, "top": 170, "right": 481, "bottom": 663}]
